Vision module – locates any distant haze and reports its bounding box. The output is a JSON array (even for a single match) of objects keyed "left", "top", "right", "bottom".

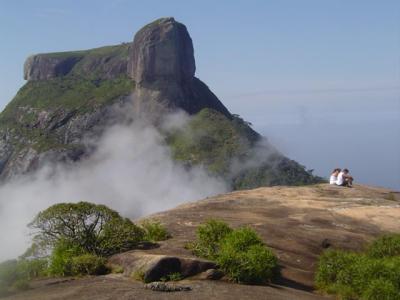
[{"left": 223, "top": 91, "right": 400, "bottom": 190}]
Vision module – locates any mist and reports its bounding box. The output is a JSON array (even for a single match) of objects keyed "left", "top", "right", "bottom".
[{"left": 0, "top": 111, "right": 228, "bottom": 261}]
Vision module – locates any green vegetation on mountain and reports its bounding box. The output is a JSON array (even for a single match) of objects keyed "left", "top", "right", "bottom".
[
  {"left": 1, "top": 75, "right": 132, "bottom": 124},
  {"left": 166, "top": 109, "right": 258, "bottom": 175},
  {"left": 316, "top": 234, "right": 400, "bottom": 299},
  {"left": 166, "top": 108, "right": 322, "bottom": 188},
  {"left": 0, "top": 75, "right": 133, "bottom": 153}
]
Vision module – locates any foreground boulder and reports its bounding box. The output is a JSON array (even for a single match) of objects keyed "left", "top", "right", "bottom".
[{"left": 108, "top": 251, "right": 215, "bottom": 282}]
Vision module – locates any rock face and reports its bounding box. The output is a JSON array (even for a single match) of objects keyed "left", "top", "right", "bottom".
[
  {"left": 24, "top": 55, "right": 81, "bottom": 81},
  {"left": 128, "top": 18, "right": 195, "bottom": 84},
  {"left": 23, "top": 44, "right": 129, "bottom": 81},
  {"left": 128, "top": 18, "right": 230, "bottom": 118}
]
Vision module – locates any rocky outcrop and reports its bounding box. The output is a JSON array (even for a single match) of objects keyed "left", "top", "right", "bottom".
[
  {"left": 128, "top": 18, "right": 231, "bottom": 119},
  {"left": 23, "top": 44, "right": 130, "bottom": 81},
  {"left": 108, "top": 251, "right": 215, "bottom": 282},
  {"left": 128, "top": 18, "right": 195, "bottom": 84},
  {"left": 24, "top": 55, "right": 81, "bottom": 81}
]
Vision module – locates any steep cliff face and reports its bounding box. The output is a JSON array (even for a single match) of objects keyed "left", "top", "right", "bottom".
[
  {"left": 0, "top": 17, "right": 321, "bottom": 187},
  {"left": 23, "top": 44, "right": 129, "bottom": 81},
  {"left": 128, "top": 17, "right": 230, "bottom": 118}
]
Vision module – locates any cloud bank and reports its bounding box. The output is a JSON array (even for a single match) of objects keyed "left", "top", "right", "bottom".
[{"left": 0, "top": 111, "right": 228, "bottom": 261}]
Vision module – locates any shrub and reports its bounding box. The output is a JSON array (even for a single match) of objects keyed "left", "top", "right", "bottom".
[
  {"left": 367, "top": 234, "right": 400, "bottom": 258},
  {"left": 190, "top": 219, "right": 233, "bottom": 259},
  {"left": 315, "top": 250, "right": 360, "bottom": 289},
  {"left": 48, "top": 239, "right": 85, "bottom": 276},
  {"left": 141, "top": 220, "right": 170, "bottom": 242},
  {"left": 316, "top": 243, "right": 400, "bottom": 299},
  {"left": 216, "top": 228, "right": 278, "bottom": 284},
  {"left": 97, "top": 217, "right": 145, "bottom": 256},
  {"left": 70, "top": 254, "right": 108, "bottom": 275},
  {"left": 29, "top": 201, "right": 145, "bottom": 257},
  {"left": 362, "top": 278, "right": 399, "bottom": 300}
]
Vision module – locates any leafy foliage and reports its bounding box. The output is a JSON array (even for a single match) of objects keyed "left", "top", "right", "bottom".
[
  {"left": 367, "top": 234, "right": 400, "bottom": 258},
  {"left": 316, "top": 236, "right": 400, "bottom": 299},
  {"left": 29, "top": 201, "right": 144, "bottom": 257},
  {"left": 48, "top": 239, "right": 85, "bottom": 276},
  {"left": 48, "top": 240, "right": 108, "bottom": 276},
  {"left": 216, "top": 228, "right": 278, "bottom": 284},
  {"left": 140, "top": 220, "right": 170, "bottom": 242},
  {"left": 189, "top": 219, "right": 233, "bottom": 259},
  {"left": 70, "top": 254, "right": 108, "bottom": 276},
  {"left": 362, "top": 278, "right": 399, "bottom": 300},
  {"left": 189, "top": 220, "right": 279, "bottom": 284}
]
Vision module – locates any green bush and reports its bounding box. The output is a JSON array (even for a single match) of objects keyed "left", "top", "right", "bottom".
[
  {"left": 315, "top": 249, "right": 360, "bottom": 289},
  {"left": 70, "top": 254, "right": 108, "bottom": 275},
  {"left": 367, "top": 234, "right": 400, "bottom": 258},
  {"left": 190, "top": 219, "right": 233, "bottom": 259},
  {"left": 362, "top": 278, "right": 399, "bottom": 300},
  {"left": 29, "top": 202, "right": 145, "bottom": 257},
  {"left": 48, "top": 239, "right": 85, "bottom": 276},
  {"left": 97, "top": 217, "right": 145, "bottom": 256},
  {"left": 216, "top": 228, "right": 278, "bottom": 284},
  {"left": 48, "top": 239, "right": 109, "bottom": 276},
  {"left": 316, "top": 242, "right": 400, "bottom": 299},
  {"left": 141, "top": 220, "right": 170, "bottom": 242}
]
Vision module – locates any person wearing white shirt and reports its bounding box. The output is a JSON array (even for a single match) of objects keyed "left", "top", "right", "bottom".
[
  {"left": 336, "top": 168, "right": 353, "bottom": 187},
  {"left": 329, "top": 168, "right": 340, "bottom": 184}
]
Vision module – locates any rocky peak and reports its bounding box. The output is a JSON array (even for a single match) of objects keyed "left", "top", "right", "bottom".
[
  {"left": 127, "top": 18, "right": 230, "bottom": 119},
  {"left": 128, "top": 17, "right": 195, "bottom": 84}
]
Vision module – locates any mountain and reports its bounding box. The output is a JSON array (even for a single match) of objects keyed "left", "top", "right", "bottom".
[{"left": 0, "top": 17, "right": 321, "bottom": 188}]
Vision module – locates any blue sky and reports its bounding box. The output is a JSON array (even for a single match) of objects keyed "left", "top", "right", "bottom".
[{"left": 0, "top": 0, "right": 399, "bottom": 188}]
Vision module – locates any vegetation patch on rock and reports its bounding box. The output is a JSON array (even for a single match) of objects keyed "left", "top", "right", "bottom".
[
  {"left": 315, "top": 234, "right": 400, "bottom": 299},
  {"left": 187, "top": 219, "right": 279, "bottom": 284}
]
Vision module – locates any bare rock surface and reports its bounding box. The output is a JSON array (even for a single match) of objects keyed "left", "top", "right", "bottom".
[{"left": 3, "top": 275, "right": 327, "bottom": 300}]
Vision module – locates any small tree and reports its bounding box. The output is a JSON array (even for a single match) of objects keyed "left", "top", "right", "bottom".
[{"left": 29, "top": 202, "right": 144, "bottom": 257}]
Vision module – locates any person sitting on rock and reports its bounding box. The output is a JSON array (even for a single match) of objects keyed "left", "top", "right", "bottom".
[
  {"left": 336, "top": 168, "right": 353, "bottom": 187},
  {"left": 329, "top": 168, "right": 341, "bottom": 184}
]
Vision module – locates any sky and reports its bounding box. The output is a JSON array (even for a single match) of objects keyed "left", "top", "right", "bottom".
[{"left": 0, "top": 0, "right": 399, "bottom": 189}]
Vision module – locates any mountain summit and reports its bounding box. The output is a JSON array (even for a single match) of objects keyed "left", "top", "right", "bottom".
[
  {"left": 128, "top": 17, "right": 230, "bottom": 118},
  {"left": 0, "top": 18, "right": 321, "bottom": 187}
]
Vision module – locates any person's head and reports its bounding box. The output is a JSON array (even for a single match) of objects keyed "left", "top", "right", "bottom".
[
  {"left": 332, "top": 168, "right": 341, "bottom": 174},
  {"left": 343, "top": 168, "right": 349, "bottom": 174}
]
